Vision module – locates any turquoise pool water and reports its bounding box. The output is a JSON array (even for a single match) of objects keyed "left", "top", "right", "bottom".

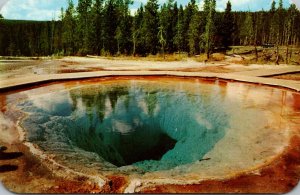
[{"left": 18, "top": 78, "right": 229, "bottom": 171}]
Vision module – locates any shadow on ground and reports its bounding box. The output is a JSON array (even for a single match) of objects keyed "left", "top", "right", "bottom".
[{"left": 0, "top": 146, "right": 23, "bottom": 173}]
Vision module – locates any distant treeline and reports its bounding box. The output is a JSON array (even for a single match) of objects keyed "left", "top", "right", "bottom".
[{"left": 0, "top": 0, "right": 299, "bottom": 57}]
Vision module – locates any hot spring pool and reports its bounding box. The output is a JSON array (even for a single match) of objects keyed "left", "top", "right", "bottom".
[
  {"left": 18, "top": 77, "right": 229, "bottom": 171},
  {"left": 3, "top": 76, "right": 300, "bottom": 186}
]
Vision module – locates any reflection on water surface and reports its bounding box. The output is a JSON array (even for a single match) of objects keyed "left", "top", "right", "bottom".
[
  {"left": 3, "top": 76, "right": 298, "bottom": 173},
  {"left": 18, "top": 78, "right": 228, "bottom": 171}
]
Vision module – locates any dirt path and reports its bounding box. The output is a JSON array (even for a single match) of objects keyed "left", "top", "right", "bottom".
[
  {"left": 234, "top": 66, "right": 300, "bottom": 77},
  {"left": 0, "top": 56, "right": 291, "bottom": 79},
  {"left": 1, "top": 56, "right": 300, "bottom": 91},
  {"left": 271, "top": 73, "right": 300, "bottom": 81}
]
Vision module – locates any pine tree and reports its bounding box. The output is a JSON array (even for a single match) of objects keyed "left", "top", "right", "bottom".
[
  {"left": 91, "top": 0, "right": 104, "bottom": 55},
  {"left": 295, "top": 10, "right": 300, "bottom": 46},
  {"left": 39, "top": 23, "right": 50, "bottom": 55},
  {"left": 286, "top": 4, "right": 297, "bottom": 45},
  {"left": 116, "top": 0, "right": 133, "bottom": 55},
  {"left": 188, "top": 10, "right": 201, "bottom": 55},
  {"left": 220, "top": 1, "right": 234, "bottom": 49},
  {"left": 132, "top": 5, "right": 144, "bottom": 55},
  {"left": 1, "top": 0, "right": 300, "bottom": 57},
  {"left": 184, "top": 0, "right": 197, "bottom": 54},
  {"left": 240, "top": 12, "right": 254, "bottom": 45},
  {"left": 62, "top": 0, "right": 76, "bottom": 55},
  {"left": 198, "top": 0, "right": 209, "bottom": 53},
  {"left": 103, "top": 0, "right": 118, "bottom": 55},
  {"left": 204, "top": 0, "right": 216, "bottom": 58},
  {"left": 270, "top": 1, "right": 278, "bottom": 44},
  {"left": 259, "top": 6, "right": 271, "bottom": 44},
  {"left": 203, "top": 0, "right": 210, "bottom": 13},
  {"left": 165, "top": 0, "right": 176, "bottom": 53},
  {"left": 174, "top": 5, "right": 185, "bottom": 52},
  {"left": 115, "top": 26, "right": 122, "bottom": 55},
  {"left": 77, "top": 0, "right": 92, "bottom": 55},
  {"left": 171, "top": 2, "right": 178, "bottom": 53},
  {"left": 0, "top": 14, "right": 3, "bottom": 19},
  {"left": 142, "top": 0, "right": 159, "bottom": 54},
  {"left": 53, "top": 20, "right": 63, "bottom": 55},
  {"left": 279, "top": 0, "right": 283, "bottom": 9},
  {"left": 159, "top": 3, "right": 168, "bottom": 53},
  {"left": 277, "top": 0, "right": 285, "bottom": 45},
  {"left": 158, "top": 26, "right": 166, "bottom": 58},
  {"left": 270, "top": 0, "right": 276, "bottom": 13}
]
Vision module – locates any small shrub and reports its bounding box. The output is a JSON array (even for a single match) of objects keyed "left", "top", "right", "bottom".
[
  {"left": 211, "top": 53, "right": 225, "bottom": 61},
  {"left": 100, "top": 49, "right": 111, "bottom": 57},
  {"left": 193, "top": 54, "right": 208, "bottom": 62}
]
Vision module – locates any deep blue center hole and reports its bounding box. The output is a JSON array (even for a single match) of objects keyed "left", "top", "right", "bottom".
[{"left": 20, "top": 80, "right": 228, "bottom": 171}]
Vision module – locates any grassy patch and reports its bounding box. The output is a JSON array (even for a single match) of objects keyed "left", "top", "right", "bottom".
[
  {"left": 211, "top": 53, "right": 226, "bottom": 61},
  {"left": 227, "top": 46, "right": 300, "bottom": 65},
  {"left": 192, "top": 54, "right": 208, "bottom": 62},
  {"left": 192, "top": 53, "right": 225, "bottom": 62},
  {"left": 101, "top": 53, "right": 188, "bottom": 62}
]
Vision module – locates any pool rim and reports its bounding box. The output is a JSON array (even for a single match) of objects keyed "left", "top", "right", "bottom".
[{"left": 1, "top": 72, "right": 300, "bottom": 193}]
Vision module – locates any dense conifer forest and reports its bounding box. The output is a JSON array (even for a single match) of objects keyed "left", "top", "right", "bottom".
[{"left": 0, "top": 0, "right": 299, "bottom": 57}]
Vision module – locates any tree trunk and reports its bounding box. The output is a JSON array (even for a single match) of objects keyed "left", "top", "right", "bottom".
[
  {"left": 206, "top": 49, "right": 210, "bottom": 59},
  {"left": 133, "top": 40, "right": 136, "bottom": 57},
  {"left": 117, "top": 41, "right": 120, "bottom": 56},
  {"left": 285, "top": 46, "right": 289, "bottom": 64},
  {"left": 254, "top": 45, "right": 258, "bottom": 62},
  {"left": 275, "top": 45, "right": 279, "bottom": 65}
]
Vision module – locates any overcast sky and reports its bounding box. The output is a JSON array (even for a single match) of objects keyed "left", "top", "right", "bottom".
[{"left": 0, "top": 0, "right": 295, "bottom": 21}]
